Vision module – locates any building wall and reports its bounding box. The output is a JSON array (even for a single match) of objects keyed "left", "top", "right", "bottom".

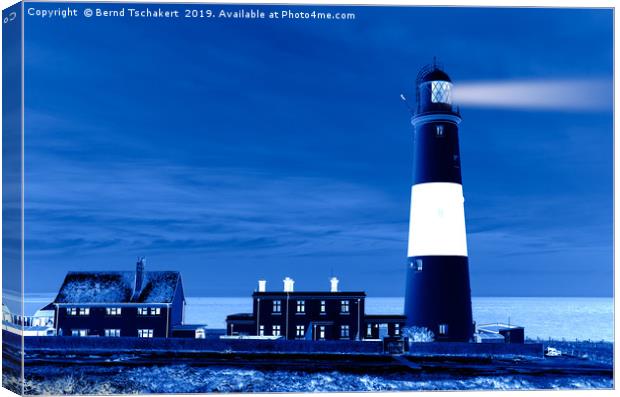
[
  {"left": 56, "top": 306, "right": 171, "bottom": 338},
  {"left": 226, "top": 319, "right": 255, "bottom": 336},
  {"left": 231, "top": 295, "right": 365, "bottom": 340},
  {"left": 499, "top": 328, "right": 525, "bottom": 344},
  {"left": 363, "top": 321, "right": 404, "bottom": 339}
]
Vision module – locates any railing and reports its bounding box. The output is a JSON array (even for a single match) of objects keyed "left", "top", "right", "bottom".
[{"left": 3, "top": 314, "right": 53, "bottom": 327}]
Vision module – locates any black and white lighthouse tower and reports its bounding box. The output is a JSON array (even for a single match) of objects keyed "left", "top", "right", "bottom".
[{"left": 403, "top": 63, "right": 474, "bottom": 342}]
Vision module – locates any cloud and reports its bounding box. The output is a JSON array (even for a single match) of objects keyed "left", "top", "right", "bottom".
[{"left": 24, "top": 159, "right": 407, "bottom": 260}]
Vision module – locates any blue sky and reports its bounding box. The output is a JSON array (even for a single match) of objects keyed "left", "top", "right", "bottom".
[{"left": 23, "top": 4, "right": 613, "bottom": 297}]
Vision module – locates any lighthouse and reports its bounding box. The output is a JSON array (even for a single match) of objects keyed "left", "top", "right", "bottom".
[{"left": 403, "top": 63, "right": 474, "bottom": 342}]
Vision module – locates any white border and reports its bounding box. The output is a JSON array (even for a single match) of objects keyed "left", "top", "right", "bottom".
[{"left": 0, "top": 1, "right": 616, "bottom": 397}]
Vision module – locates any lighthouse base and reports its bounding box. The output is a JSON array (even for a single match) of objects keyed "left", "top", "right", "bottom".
[{"left": 404, "top": 255, "right": 473, "bottom": 342}]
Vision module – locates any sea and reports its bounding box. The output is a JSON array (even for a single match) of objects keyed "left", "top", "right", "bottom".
[{"left": 21, "top": 294, "right": 615, "bottom": 342}]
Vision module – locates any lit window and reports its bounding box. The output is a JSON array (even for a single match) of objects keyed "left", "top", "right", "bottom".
[
  {"left": 78, "top": 308, "right": 89, "bottom": 316},
  {"left": 106, "top": 307, "right": 121, "bottom": 316},
  {"left": 318, "top": 325, "right": 326, "bottom": 340},
  {"left": 367, "top": 324, "right": 373, "bottom": 337},
  {"left": 431, "top": 81, "right": 452, "bottom": 104},
  {"left": 138, "top": 329, "right": 154, "bottom": 338},
  {"left": 296, "top": 325, "right": 305, "bottom": 338},
  {"left": 104, "top": 329, "right": 120, "bottom": 337},
  {"left": 416, "top": 259, "right": 423, "bottom": 271},
  {"left": 71, "top": 329, "right": 88, "bottom": 337},
  {"left": 296, "top": 300, "right": 305, "bottom": 313},
  {"left": 67, "top": 308, "right": 77, "bottom": 316},
  {"left": 137, "top": 307, "right": 149, "bottom": 315},
  {"left": 340, "top": 300, "right": 350, "bottom": 313},
  {"left": 320, "top": 300, "right": 326, "bottom": 313},
  {"left": 272, "top": 325, "right": 281, "bottom": 336},
  {"left": 439, "top": 324, "right": 448, "bottom": 335},
  {"left": 436, "top": 125, "right": 444, "bottom": 137},
  {"left": 395, "top": 324, "right": 400, "bottom": 336},
  {"left": 150, "top": 307, "right": 161, "bottom": 315},
  {"left": 340, "top": 325, "right": 350, "bottom": 338},
  {"left": 272, "top": 300, "right": 281, "bottom": 313}
]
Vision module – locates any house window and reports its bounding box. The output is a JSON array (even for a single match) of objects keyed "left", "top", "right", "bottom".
[
  {"left": 367, "top": 324, "right": 373, "bottom": 337},
  {"left": 104, "top": 329, "right": 120, "bottom": 337},
  {"left": 259, "top": 325, "right": 265, "bottom": 336},
  {"left": 71, "top": 329, "right": 88, "bottom": 337},
  {"left": 150, "top": 307, "right": 161, "bottom": 315},
  {"left": 272, "top": 300, "right": 281, "bottom": 313},
  {"left": 272, "top": 325, "right": 281, "bottom": 336},
  {"left": 78, "top": 308, "right": 89, "bottom": 316},
  {"left": 67, "top": 308, "right": 77, "bottom": 316},
  {"left": 439, "top": 324, "right": 448, "bottom": 335},
  {"left": 394, "top": 323, "right": 400, "bottom": 336},
  {"left": 318, "top": 325, "right": 326, "bottom": 340},
  {"left": 436, "top": 124, "right": 444, "bottom": 137},
  {"left": 340, "top": 325, "right": 350, "bottom": 338},
  {"left": 296, "top": 325, "right": 305, "bottom": 338},
  {"left": 296, "top": 300, "right": 305, "bottom": 313},
  {"left": 320, "top": 300, "right": 326, "bottom": 313},
  {"left": 138, "top": 329, "right": 154, "bottom": 338},
  {"left": 137, "top": 307, "right": 149, "bottom": 315},
  {"left": 416, "top": 259, "right": 423, "bottom": 271},
  {"left": 340, "top": 300, "right": 350, "bottom": 314},
  {"left": 106, "top": 307, "right": 121, "bottom": 316}
]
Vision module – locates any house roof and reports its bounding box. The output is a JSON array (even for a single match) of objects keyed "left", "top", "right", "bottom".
[
  {"left": 364, "top": 314, "right": 406, "bottom": 321},
  {"left": 53, "top": 271, "right": 181, "bottom": 304},
  {"left": 39, "top": 303, "right": 56, "bottom": 311},
  {"left": 252, "top": 291, "right": 366, "bottom": 298},
  {"left": 477, "top": 323, "right": 524, "bottom": 333}
]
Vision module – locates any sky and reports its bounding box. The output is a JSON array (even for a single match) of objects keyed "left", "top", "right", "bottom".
[{"left": 21, "top": 4, "right": 613, "bottom": 298}]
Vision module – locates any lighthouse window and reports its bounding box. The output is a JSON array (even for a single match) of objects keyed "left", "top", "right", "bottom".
[
  {"left": 431, "top": 81, "right": 453, "bottom": 104},
  {"left": 436, "top": 125, "right": 444, "bottom": 137}
]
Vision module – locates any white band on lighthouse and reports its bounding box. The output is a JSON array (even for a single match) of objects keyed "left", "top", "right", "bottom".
[{"left": 407, "top": 182, "right": 468, "bottom": 257}]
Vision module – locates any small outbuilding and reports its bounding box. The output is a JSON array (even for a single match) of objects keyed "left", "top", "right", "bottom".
[{"left": 476, "top": 323, "right": 525, "bottom": 344}]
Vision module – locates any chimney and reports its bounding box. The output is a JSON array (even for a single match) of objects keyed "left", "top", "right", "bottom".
[
  {"left": 330, "top": 277, "right": 339, "bottom": 292},
  {"left": 283, "top": 277, "right": 294, "bottom": 292},
  {"left": 133, "top": 257, "right": 145, "bottom": 298},
  {"left": 258, "top": 279, "right": 266, "bottom": 292}
]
